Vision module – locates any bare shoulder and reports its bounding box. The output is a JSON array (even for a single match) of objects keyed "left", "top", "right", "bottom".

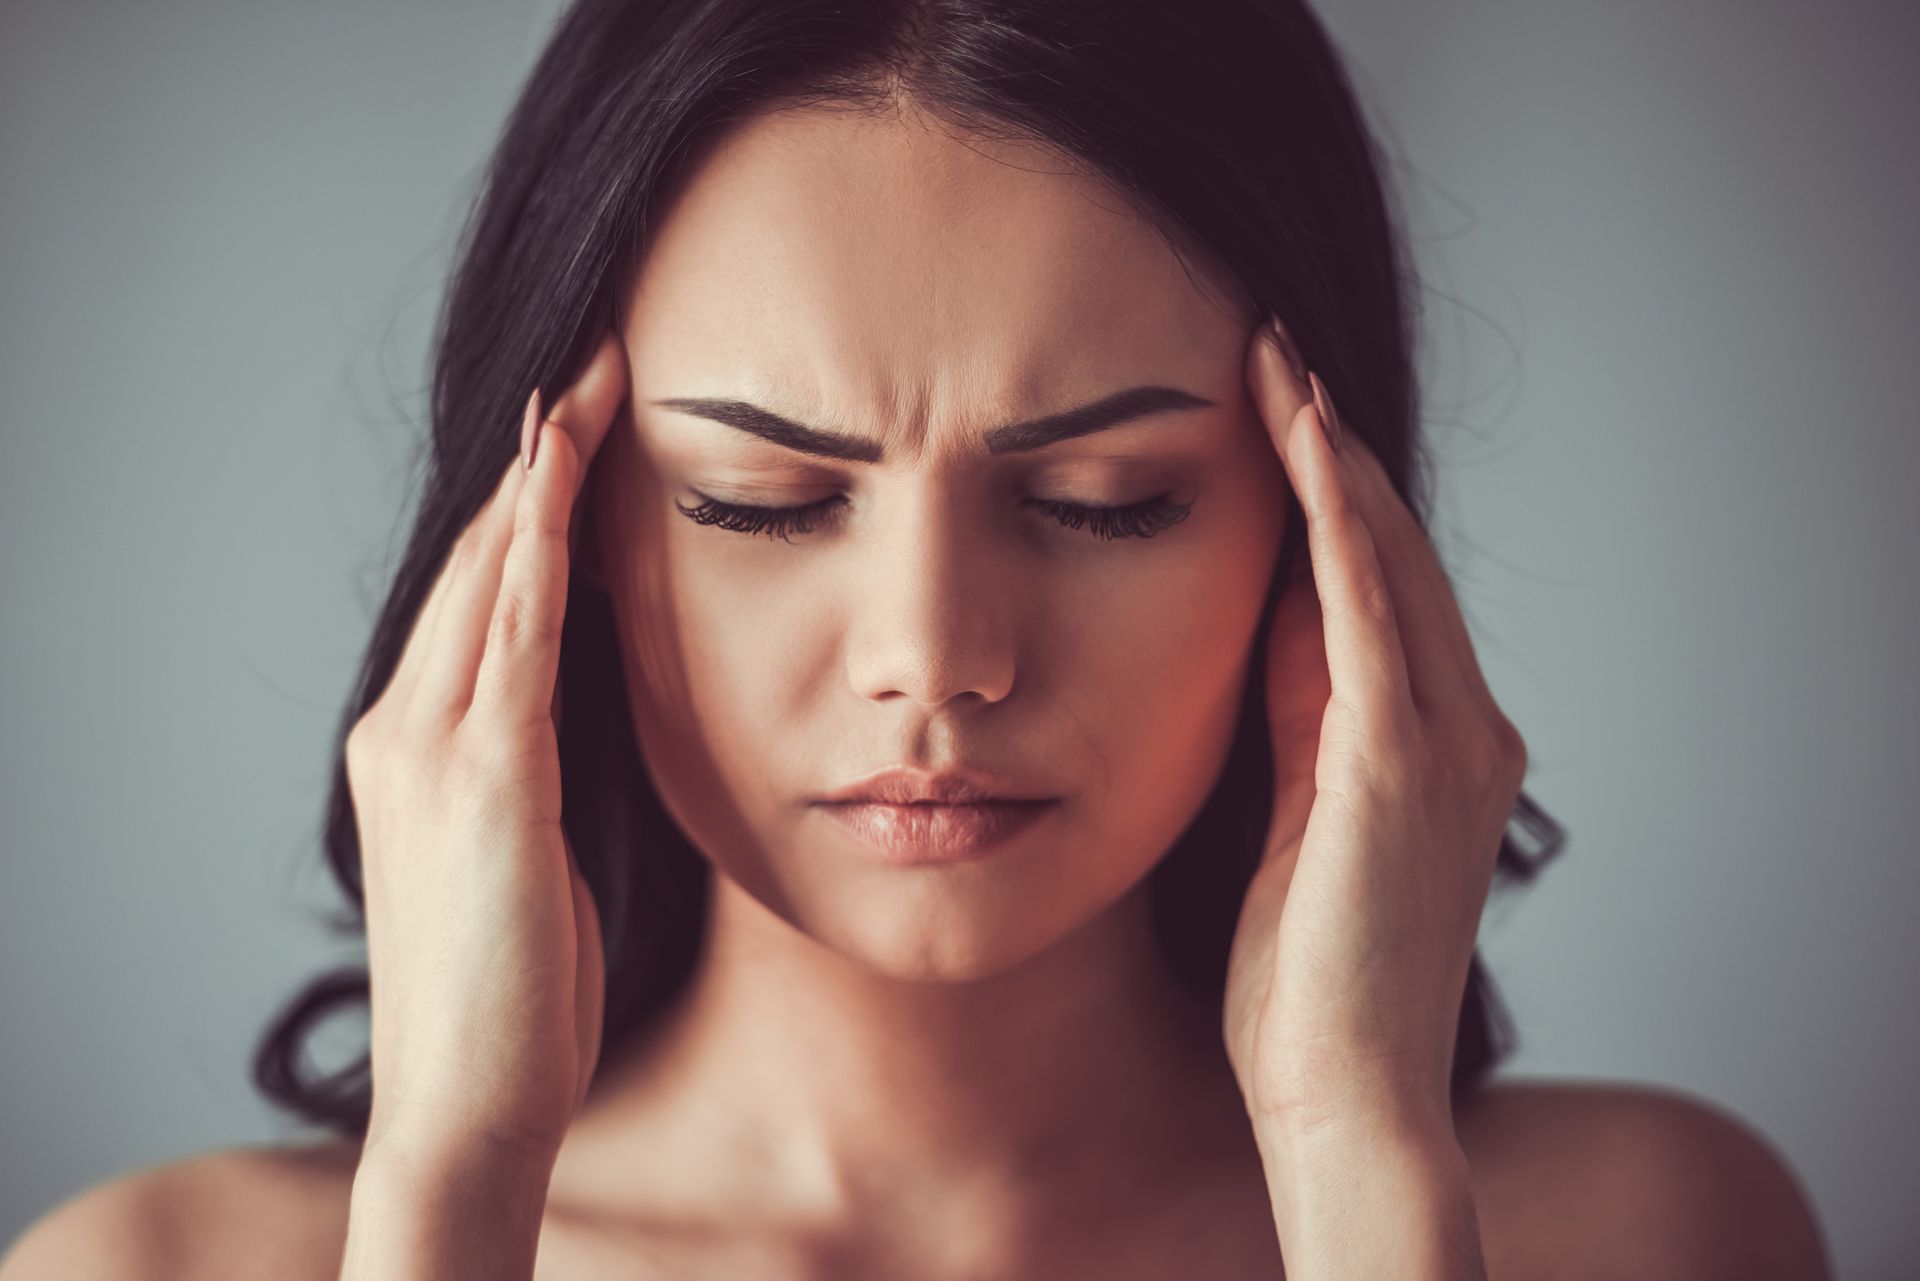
[
  {"left": 0, "top": 1137, "right": 360, "bottom": 1281},
  {"left": 1456, "top": 1077, "right": 1832, "bottom": 1281}
]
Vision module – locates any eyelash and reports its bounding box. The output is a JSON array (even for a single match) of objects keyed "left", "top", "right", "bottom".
[{"left": 673, "top": 491, "right": 1195, "bottom": 543}]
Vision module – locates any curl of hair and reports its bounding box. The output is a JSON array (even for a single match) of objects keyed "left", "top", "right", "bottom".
[{"left": 253, "top": 0, "right": 1568, "bottom": 1139}]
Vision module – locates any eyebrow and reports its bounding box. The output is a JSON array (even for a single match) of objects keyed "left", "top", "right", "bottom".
[{"left": 647, "top": 384, "right": 1217, "bottom": 463}]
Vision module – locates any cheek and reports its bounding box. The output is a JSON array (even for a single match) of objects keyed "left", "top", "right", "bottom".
[
  {"left": 618, "top": 539, "right": 809, "bottom": 758},
  {"left": 1045, "top": 486, "right": 1279, "bottom": 863},
  {"left": 601, "top": 552, "right": 818, "bottom": 910},
  {"left": 1048, "top": 465, "right": 1280, "bottom": 697},
  {"left": 624, "top": 538, "right": 858, "bottom": 854},
  {"left": 590, "top": 445, "right": 806, "bottom": 864},
  {"left": 593, "top": 430, "right": 806, "bottom": 731}
]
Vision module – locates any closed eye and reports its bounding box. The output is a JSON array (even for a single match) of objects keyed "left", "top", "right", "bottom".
[{"left": 673, "top": 492, "right": 1194, "bottom": 543}]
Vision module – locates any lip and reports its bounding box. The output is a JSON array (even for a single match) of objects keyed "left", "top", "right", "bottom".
[
  {"left": 812, "top": 765, "right": 1057, "bottom": 807},
  {"left": 815, "top": 798, "right": 1057, "bottom": 864}
]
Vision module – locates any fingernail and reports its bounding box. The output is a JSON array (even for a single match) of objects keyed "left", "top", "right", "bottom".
[
  {"left": 1307, "top": 370, "right": 1343, "bottom": 456},
  {"left": 522, "top": 388, "right": 542, "bottom": 472},
  {"left": 1268, "top": 317, "right": 1308, "bottom": 386}
]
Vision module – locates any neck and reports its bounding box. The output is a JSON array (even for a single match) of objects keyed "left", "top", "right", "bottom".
[{"left": 548, "top": 868, "right": 1259, "bottom": 1243}]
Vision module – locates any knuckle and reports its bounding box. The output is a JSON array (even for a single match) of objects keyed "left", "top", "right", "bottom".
[
  {"left": 449, "top": 712, "right": 527, "bottom": 778},
  {"left": 1457, "top": 712, "right": 1527, "bottom": 787},
  {"left": 1495, "top": 715, "right": 1529, "bottom": 781},
  {"left": 512, "top": 492, "right": 560, "bottom": 543},
  {"left": 1306, "top": 514, "right": 1355, "bottom": 569},
  {"left": 1324, "top": 570, "right": 1395, "bottom": 632},
  {"left": 1356, "top": 574, "right": 1397, "bottom": 627},
  {"left": 488, "top": 588, "right": 558, "bottom": 651},
  {"left": 441, "top": 730, "right": 505, "bottom": 805},
  {"left": 1455, "top": 726, "right": 1504, "bottom": 779},
  {"left": 511, "top": 497, "right": 539, "bottom": 541},
  {"left": 444, "top": 725, "right": 538, "bottom": 815},
  {"left": 447, "top": 711, "right": 501, "bottom": 765},
  {"left": 1335, "top": 695, "right": 1421, "bottom": 777}
]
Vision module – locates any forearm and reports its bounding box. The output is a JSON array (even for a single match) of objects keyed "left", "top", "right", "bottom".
[
  {"left": 338, "top": 1134, "right": 557, "bottom": 1281},
  {"left": 1253, "top": 1101, "right": 1488, "bottom": 1281}
]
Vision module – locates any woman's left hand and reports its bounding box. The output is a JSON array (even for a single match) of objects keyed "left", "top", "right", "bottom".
[{"left": 1222, "top": 321, "right": 1529, "bottom": 1137}]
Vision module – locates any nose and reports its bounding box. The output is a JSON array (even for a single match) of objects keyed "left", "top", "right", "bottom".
[{"left": 842, "top": 485, "right": 1018, "bottom": 707}]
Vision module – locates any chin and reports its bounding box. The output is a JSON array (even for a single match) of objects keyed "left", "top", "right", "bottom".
[
  {"left": 772, "top": 849, "right": 1128, "bottom": 988},
  {"left": 830, "top": 917, "right": 1053, "bottom": 985}
]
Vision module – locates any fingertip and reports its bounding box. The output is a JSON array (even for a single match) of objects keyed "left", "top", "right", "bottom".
[
  {"left": 539, "top": 414, "right": 583, "bottom": 493},
  {"left": 1306, "top": 370, "right": 1344, "bottom": 457},
  {"left": 1285, "top": 399, "right": 1320, "bottom": 460},
  {"left": 1245, "top": 328, "right": 1286, "bottom": 419},
  {"left": 550, "top": 330, "right": 630, "bottom": 473},
  {"left": 1248, "top": 322, "right": 1317, "bottom": 450},
  {"left": 1248, "top": 315, "right": 1305, "bottom": 377},
  {"left": 583, "top": 328, "right": 631, "bottom": 406}
]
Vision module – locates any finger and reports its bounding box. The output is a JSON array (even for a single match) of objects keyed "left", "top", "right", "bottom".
[
  {"left": 567, "top": 842, "right": 603, "bottom": 1111},
  {"left": 547, "top": 329, "right": 630, "bottom": 555},
  {"left": 1247, "top": 324, "right": 1413, "bottom": 721},
  {"left": 1310, "top": 401, "right": 1475, "bottom": 722},
  {"left": 550, "top": 328, "right": 630, "bottom": 486},
  {"left": 1338, "top": 433, "right": 1494, "bottom": 716},
  {"left": 407, "top": 394, "right": 542, "bottom": 726},
  {"left": 385, "top": 449, "right": 523, "bottom": 719},
  {"left": 1264, "top": 578, "right": 1333, "bottom": 840},
  {"left": 470, "top": 409, "right": 578, "bottom": 729}
]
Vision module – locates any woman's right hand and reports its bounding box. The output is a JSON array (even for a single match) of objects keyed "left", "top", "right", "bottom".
[{"left": 343, "top": 331, "right": 630, "bottom": 1171}]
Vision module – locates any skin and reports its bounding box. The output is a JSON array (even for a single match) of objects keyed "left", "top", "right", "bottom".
[
  {"left": 551, "top": 100, "right": 1294, "bottom": 1270},
  {"left": 0, "top": 94, "right": 1835, "bottom": 1281}
]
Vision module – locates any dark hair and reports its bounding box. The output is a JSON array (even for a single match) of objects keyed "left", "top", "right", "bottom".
[{"left": 254, "top": 0, "right": 1568, "bottom": 1138}]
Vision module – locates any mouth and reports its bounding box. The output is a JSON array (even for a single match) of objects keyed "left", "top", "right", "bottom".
[
  {"left": 812, "top": 797, "right": 1058, "bottom": 865},
  {"left": 812, "top": 765, "right": 1058, "bottom": 807}
]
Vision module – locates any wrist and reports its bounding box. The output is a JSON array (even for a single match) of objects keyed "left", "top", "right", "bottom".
[
  {"left": 1252, "top": 1108, "right": 1484, "bottom": 1279},
  {"left": 1252, "top": 1098, "right": 1471, "bottom": 1233},
  {"left": 363, "top": 1103, "right": 567, "bottom": 1176},
  {"left": 1249, "top": 1067, "right": 1454, "bottom": 1140},
  {"left": 342, "top": 1130, "right": 558, "bottom": 1281},
  {"left": 1254, "top": 1099, "right": 1466, "bottom": 1174},
  {"left": 358, "top": 1125, "right": 558, "bottom": 1191}
]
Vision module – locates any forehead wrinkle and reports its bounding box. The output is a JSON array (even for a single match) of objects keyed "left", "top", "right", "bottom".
[
  {"left": 652, "top": 376, "right": 1221, "bottom": 472},
  {"left": 787, "top": 332, "right": 1069, "bottom": 468}
]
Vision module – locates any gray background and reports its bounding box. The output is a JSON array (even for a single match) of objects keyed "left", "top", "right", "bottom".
[{"left": 3, "top": 0, "right": 1915, "bottom": 1274}]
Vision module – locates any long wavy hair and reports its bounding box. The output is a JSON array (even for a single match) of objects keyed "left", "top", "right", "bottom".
[{"left": 254, "top": 0, "right": 1568, "bottom": 1137}]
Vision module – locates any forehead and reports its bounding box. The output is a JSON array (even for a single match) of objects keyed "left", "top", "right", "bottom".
[{"left": 617, "top": 104, "right": 1246, "bottom": 448}]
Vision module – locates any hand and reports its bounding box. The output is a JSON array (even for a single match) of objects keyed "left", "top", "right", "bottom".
[
  {"left": 1222, "top": 321, "right": 1528, "bottom": 1134},
  {"left": 344, "top": 330, "right": 630, "bottom": 1167}
]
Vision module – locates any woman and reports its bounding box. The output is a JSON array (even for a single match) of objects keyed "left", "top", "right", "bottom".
[{"left": 2, "top": 0, "right": 1829, "bottom": 1277}]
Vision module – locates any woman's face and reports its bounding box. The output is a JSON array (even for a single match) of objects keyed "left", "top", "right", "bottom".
[{"left": 588, "top": 104, "right": 1292, "bottom": 979}]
